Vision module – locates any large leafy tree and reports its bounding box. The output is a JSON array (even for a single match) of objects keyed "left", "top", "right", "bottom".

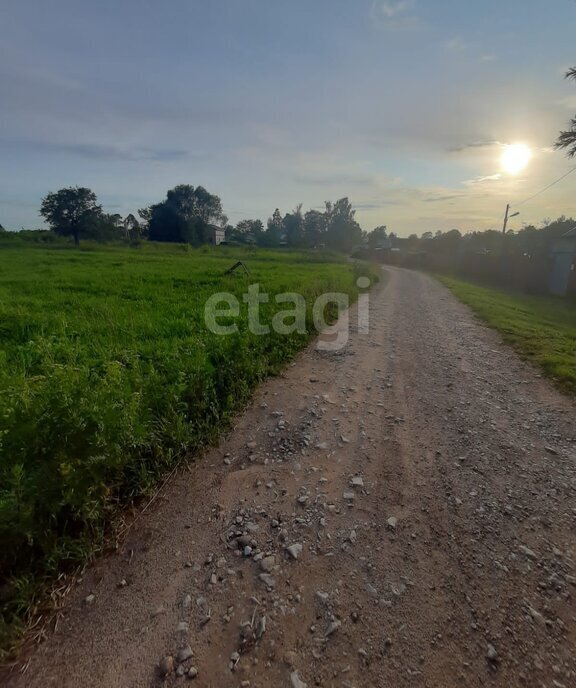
[
  {"left": 283, "top": 204, "right": 304, "bottom": 247},
  {"left": 231, "top": 219, "right": 264, "bottom": 243},
  {"left": 147, "top": 184, "right": 226, "bottom": 244},
  {"left": 555, "top": 67, "right": 576, "bottom": 157},
  {"left": 367, "top": 225, "right": 388, "bottom": 250},
  {"left": 261, "top": 208, "right": 283, "bottom": 247},
  {"left": 303, "top": 209, "right": 327, "bottom": 247},
  {"left": 137, "top": 206, "right": 153, "bottom": 233},
  {"left": 40, "top": 187, "right": 102, "bottom": 245},
  {"left": 324, "top": 197, "right": 362, "bottom": 252},
  {"left": 123, "top": 213, "right": 142, "bottom": 240},
  {"left": 93, "top": 213, "right": 125, "bottom": 242}
]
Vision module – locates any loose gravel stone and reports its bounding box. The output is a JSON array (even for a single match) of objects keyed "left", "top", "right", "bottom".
[
  {"left": 290, "top": 671, "right": 308, "bottom": 688},
  {"left": 286, "top": 543, "right": 303, "bottom": 560},
  {"left": 259, "top": 573, "right": 276, "bottom": 588},
  {"left": 260, "top": 555, "right": 276, "bottom": 573},
  {"left": 325, "top": 619, "right": 341, "bottom": 636},
  {"left": 518, "top": 545, "right": 537, "bottom": 559},
  {"left": 177, "top": 646, "right": 193, "bottom": 663},
  {"left": 158, "top": 656, "right": 174, "bottom": 676}
]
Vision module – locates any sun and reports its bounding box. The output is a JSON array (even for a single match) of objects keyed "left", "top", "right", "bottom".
[{"left": 500, "top": 143, "right": 532, "bottom": 175}]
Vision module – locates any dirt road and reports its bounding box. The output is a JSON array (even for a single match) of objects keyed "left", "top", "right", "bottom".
[{"left": 4, "top": 267, "right": 576, "bottom": 688}]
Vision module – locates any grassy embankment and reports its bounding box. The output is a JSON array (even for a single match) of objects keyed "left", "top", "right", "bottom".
[
  {"left": 0, "top": 241, "right": 377, "bottom": 656},
  {"left": 439, "top": 275, "right": 576, "bottom": 394}
]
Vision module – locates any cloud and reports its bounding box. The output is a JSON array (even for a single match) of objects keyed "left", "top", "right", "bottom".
[
  {"left": 449, "top": 140, "right": 501, "bottom": 153},
  {"left": 354, "top": 200, "right": 405, "bottom": 208},
  {"left": 0, "top": 199, "right": 39, "bottom": 208},
  {"left": 423, "top": 194, "right": 464, "bottom": 203},
  {"left": 443, "top": 37, "right": 468, "bottom": 51},
  {"left": 53, "top": 143, "right": 190, "bottom": 162},
  {"left": 378, "top": 0, "right": 413, "bottom": 18},
  {"left": 0, "top": 139, "right": 191, "bottom": 162},
  {"left": 293, "top": 171, "right": 377, "bottom": 187},
  {"left": 463, "top": 173, "right": 502, "bottom": 185},
  {"left": 370, "top": 0, "right": 421, "bottom": 30}
]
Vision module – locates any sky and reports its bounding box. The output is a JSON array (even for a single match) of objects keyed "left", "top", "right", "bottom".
[{"left": 1, "top": 0, "right": 576, "bottom": 236}]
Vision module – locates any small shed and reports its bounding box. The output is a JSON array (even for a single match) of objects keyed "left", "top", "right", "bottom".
[
  {"left": 549, "top": 227, "right": 576, "bottom": 296},
  {"left": 208, "top": 225, "right": 226, "bottom": 245}
]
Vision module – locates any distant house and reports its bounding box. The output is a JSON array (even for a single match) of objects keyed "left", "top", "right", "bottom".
[
  {"left": 208, "top": 225, "right": 226, "bottom": 245},
  {"left": 549, "top": 227, "right": 576, "bottom": 296}
]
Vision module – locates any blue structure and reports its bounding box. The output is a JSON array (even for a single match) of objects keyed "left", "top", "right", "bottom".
[{"left": 549, "top": 227, "right": 576, "bottom": 296}]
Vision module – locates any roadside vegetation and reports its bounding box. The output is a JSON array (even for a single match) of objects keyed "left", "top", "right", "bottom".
[
  {"left": 0, "top": 241, "right": 377, "bottom": 656},
  {"left": 438, "top": 275, "right": 576, "bottom": 394}
]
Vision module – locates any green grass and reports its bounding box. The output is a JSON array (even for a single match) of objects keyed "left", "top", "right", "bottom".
[
  {"left": 438, "top": 275, "right": 576, "bottom": 394},
  {"left": 0, "top": 241, "right": 377, "bottom": 656}
]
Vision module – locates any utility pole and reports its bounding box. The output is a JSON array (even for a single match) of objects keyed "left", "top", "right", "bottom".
[
  {"left": 502, "top": 204, "right": 510, "bottom": 234},
  {"left": 502, "top": 204, "right": 519, "bottom": 234}
]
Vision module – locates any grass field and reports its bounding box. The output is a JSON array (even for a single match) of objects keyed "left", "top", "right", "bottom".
[
  {"left": 0, "top": 241, "right": 375, "bottom": 654},
  {"left": 438, "top": 275, "right": 576, "bottom": 394}
]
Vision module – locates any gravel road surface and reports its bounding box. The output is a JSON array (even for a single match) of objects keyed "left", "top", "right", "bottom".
[{"left": 4, "top": 267, "right": 576, "bottom": 688}]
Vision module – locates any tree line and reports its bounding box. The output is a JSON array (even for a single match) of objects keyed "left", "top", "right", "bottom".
[
  {"left": 386, "top": 217, "right": 575, "bottom": 258},
  {"left": 9, "top": 183, "right": 574, "bottom": 260},
  {"left": 33, "top": 184, "right": 369, "bottom": 251}
]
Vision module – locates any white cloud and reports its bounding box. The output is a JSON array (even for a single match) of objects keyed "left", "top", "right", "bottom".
[
  {"left": 371, "top": 0, "right": 420, "bottom": 29},
  {"left": 378, "top": 0, "right": 413, "bottom": 18},
  {"left": 463, "top": 173, "right": 502, "bottom": 185},
  {"left": 443, "top": 37, "right": 468, "bottom": 51}
]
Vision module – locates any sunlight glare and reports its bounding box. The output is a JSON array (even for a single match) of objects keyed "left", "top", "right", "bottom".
[{"left": 500, "top": 143, "right": 532, "bottom": 175}]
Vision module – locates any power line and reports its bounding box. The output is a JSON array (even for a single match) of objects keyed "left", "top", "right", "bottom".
[{"left": 514, "top": 165, "right": 576, "bottom": 208}]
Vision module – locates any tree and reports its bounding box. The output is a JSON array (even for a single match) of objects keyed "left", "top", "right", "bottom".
[
  {"left": 147, "top": 185, "right": 226, "bottom": 244},
  {"left": 324, "top": 198, "right": 362, "bottom": 252},
  {"left": 406, "top": 233, "right": 420, "bottom": 249},
  {"left": 283, "top": 204, "right": 304, "bottom": 247},
  {"left": 123, "top": 213, "right": 141, "bottom": 240},
  {"left": 555, "top": 67, "right": 576, "bottom": 157},
  {"left": 137, "top": 206, "right": 153, "bottom": 234},
  {"left": 0, "top": 223, "right": 5, "bottom": 231},
  {"left": 428, "top": 228, "right": 462, "bottom": 255},
  {"left": 40, "top": 187, "right": 102, "bottom": 246},
  {"left": 303, "top": 209, "right": 327, "bottom": 247},
  {"left": 367, "top": 225, "right": 388, "bottom": 250},
  {"left": 90, "top": 213, "right": 125, "bottom": 242},
  {"left": 230, "top": 219, "right": 264, "bottom": 244},
  {"left": 109, "top": 213, "right": 123, "bottom": 228},
  {"left": 262, "top": 209, "right": 283, "bottom": 247}
]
